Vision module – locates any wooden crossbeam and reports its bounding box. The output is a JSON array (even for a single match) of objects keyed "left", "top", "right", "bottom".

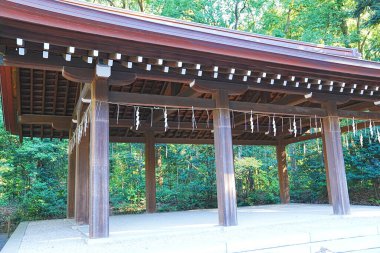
[
  {"left": 4, "top": 52, "right": 380, "bottom": 103},
  {"left": 110, "top": 136, "right": 276, "bottom": 145}
]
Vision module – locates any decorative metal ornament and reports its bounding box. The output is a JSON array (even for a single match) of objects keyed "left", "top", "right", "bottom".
[
  {"left": 265, "top": 116, "right": 270, "bottom": 135},
  {"left": 250, "top": 110, "right": 254, "bottom": 133},
  {"left": 164, "top": 106, "right": 168, "bottom": 132},
  {"left": 135, "top": 106, "right": 140, "bottom": 130},
  {"left": 360, "top": 132, "right": 363, "bottom": 147}
]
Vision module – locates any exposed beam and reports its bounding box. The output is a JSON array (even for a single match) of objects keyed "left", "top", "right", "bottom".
[
  {"left": 110, "top": 136, "right": 276, "bottom": 145},
  {"left": 5, "top": 52, "right": 380, "bottom": 103},
  {"left": 18, "top": 114, "right": 71, "bottom": 130}
]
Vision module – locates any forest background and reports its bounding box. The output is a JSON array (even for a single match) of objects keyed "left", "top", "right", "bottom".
[{"left": 1, "top": 0, "right": 380, "bottom": 232}]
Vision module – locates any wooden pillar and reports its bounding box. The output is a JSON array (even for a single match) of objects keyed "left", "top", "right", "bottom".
[
  {"left": 321, "top": 128, "right": 332, "bottom": 204},
  {"left": 67, "top": 144, "right": 76, "bottom": 218},
  {"left": 276, "top": 143, "right": 290, "bottom": 204},
  {"left": 145, "top": 131, "right": 156, "bottom": 213},
  {"left": 89, "top": 77, "right": 110, "bottom": 238},
  {"left": 322, "top": 102, "right": 350, "bottom": 215},
  {"left": 75, "top": 119, "right": 90, "bottom": 225},
  {"left": 212, "top": 89, "right": 237, "bottom": 226}
]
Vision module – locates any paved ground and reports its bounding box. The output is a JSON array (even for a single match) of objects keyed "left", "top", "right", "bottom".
[{"left": 2, "top": 204, "right": 380, "bottom": 253}]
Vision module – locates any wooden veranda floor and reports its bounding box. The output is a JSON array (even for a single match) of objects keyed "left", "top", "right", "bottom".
[{"left": 2, "top": 204, "right": 380, "bottom": 253}]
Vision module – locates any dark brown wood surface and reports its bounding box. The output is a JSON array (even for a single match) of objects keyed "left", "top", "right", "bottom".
[
  {"left": 322, "top": 102, "right": 350, "bottom": 215},
  {"left": 213, "top": 89, "right": 237, "bottom": 226},
  {"left": 276, "top": 143, "right": 290, "bottom": 204},
  {"left": 67, "top": 143, "right": 76, "bottom": 219},
  {"left": 145, "top": 131, "right": 156, "bottom": 213},
  {"left": 75, "top": 119, "right": 90, "bottom": 225},
  {"left": 89, "top": 78, "right": 110, "bottom": 238}
]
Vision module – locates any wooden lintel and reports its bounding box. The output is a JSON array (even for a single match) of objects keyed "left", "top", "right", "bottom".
[
  {"left": 18, "top": 114, "right": 71, "bottom": 130},
  {"left": 191, "top": 79, "right": 248, "bottom": 95},
  {"left": 229, "top": 100, "right": 327, "bottom": 117},
  {"left": 5, "top": 51, "right": 380, "bottom": 103},
  {"left": 108, "top": 91, "right": 216, "bottom": 109},
  {"left": 110, "top": 136, "right": 276, "bottom": 145},
  {"left": 306, "top": 92, "right": 351, "bottom": 105}
]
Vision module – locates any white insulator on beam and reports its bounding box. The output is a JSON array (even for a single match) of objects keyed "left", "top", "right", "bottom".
[
  {"left": 89, "top": 50, "right": 99, "bottom": 57},
  {"left": 110, "top": 53, "right": 122, "bottom": 60},
  {"left": 307, "top": 83, "right": 311, "bottom": 89},
  {"left": 95, "top": 64, "right": 111, "bottom": 78},
  {"left": 213, "top": 66, "right": 219, "bottom": 72},
  {"left": 341, "top": 82, "right": 346, "bottom": 87},
  {"left": 42, "top": 51, "right": 49, "bottom": 59},
  {"left": 329, "top": 86, "right": 333, "bottom": 91},
  {"left": 317, "top": 79, "right": 321, "bottom": 84},
  {"left": 350, "top": 89, "right": 354, "bottom": 93},
  {"left": 228, "top": 74, "right": 233, "bottom": 80},
  {"left": 304, "top": 92, "right": 313, "bottom": 99},
  {"left": 164, "top": 66, "right": 169, "bottom": 73},
  {"left": 276, "top": 74, "right": 281, "bottom": 79},
  {"left": 329, "top": 81, "right": 334, "bottom": 86},
  {"left": 181, "top": 68, "right": 186, "bottom": 75},
  {"left": 360, "top": 90, "right": 364, "bottom": 95},
  {"left": 304, "top": 77, "right": 309, "bottom": 82},
  {"left": 18, "top": 48, "right": 26, "bottom": 56},
  {"left": 197, "top": 70, "right": 202, "bottom": 76},
  {"left": 257, "top": 77, "right": 261, "bottom": 83},
  {"left": 370, "top": 91, "right": 374, "bottom": 96},
  {"left": 283, "top": 80, "right": 287, "bottom": 86},
  {"left": 230, "top": 68, "right": 235, "bottom": 74},
  {"left": 340, "top": 87, "right": 344, "bottom": 93},
  {"left": 127, "top": 61, "right": 133, "bottom": 68},
  {"left": 16, "top": 38, "right": 24, "bottom": 47},
  {"left": 157, "top": 59, "right": 163, "bottom": 65},
  {"left": 364, "top": 85, "right": 368, "bottom": 90},
  {"left": 82, "top": 56, "right": 93, "bottom": 64},
  {"left": 137, "top": 56, "right": 143, "bottom": 63},
  {"left": 195, "top": 64, "right": 201, "bottom": 70},
  {"left": 376, "top": 86, "right": 379, "bottom": 91},
  {"left": 353, "top": 83, "right": 357, "bottom": 89},
  {"left": 246, "top": 70, "right": 252, "bottom": 76},
  {"left": 177, "top": 61, "right": 183, "bottom": 67},
  {"left": 213, "top": 72, "right": 218, "bottom": 78},
  {"left": 291, "top": 76, "right": 295, "bottom": 81},
  {"left": 318, "top": 85, "right": 322, "bottom": 90},
  {"left": 243, "top": 76, "right": 248, "bottom": 82},
  {"left": 295, "top": 81, "right": 300, "bottom": 87},
  {"left": 43, "top": 43, "right": 50, "bottom": 50},
  {"left": 64, "top": 53, "right": 71, "bottom": 61},
  {"left": 270, "top": 79, "right": 274, "bottom": 85},
  {"left": 82, "top": 98, "right": 91, "bottom": 104},
  {"left": 67, "top": 47, "right": 75, "bottom": 54},
  {"left": 262, "top": 72, "right": 267, "bottom": 77},
  {"left": 146, "top": 64, "right": 152, "bottom": 71}
]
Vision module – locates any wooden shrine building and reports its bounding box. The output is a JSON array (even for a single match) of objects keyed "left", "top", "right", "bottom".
[{"left": 1, "top": 0, "right": 380, "bottom": 239}]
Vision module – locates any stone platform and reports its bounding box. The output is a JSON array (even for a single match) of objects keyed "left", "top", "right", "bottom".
[{"left": 2, "top": 204, "right": 380, "bottom": 253}]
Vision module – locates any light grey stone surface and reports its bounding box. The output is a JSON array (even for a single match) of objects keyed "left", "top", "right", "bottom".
[{"left": 1, "top": 204, "right": 380, "bottom": 253}]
